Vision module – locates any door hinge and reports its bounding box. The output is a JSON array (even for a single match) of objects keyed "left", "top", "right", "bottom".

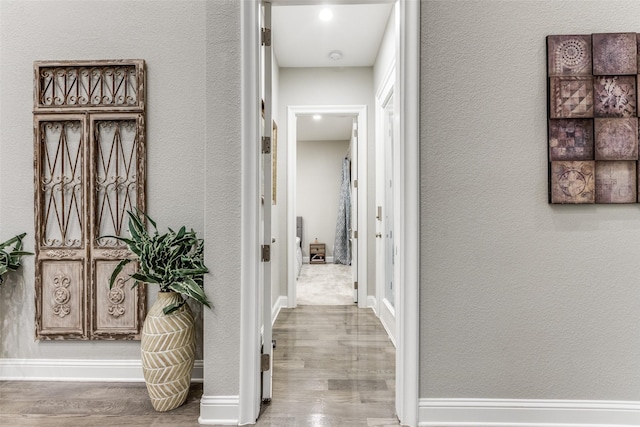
[
  {"left": 261, "top": 244, "right": 271, "bottom": 262},
  {"left": 262, "top": 136, "right": 271, "bottom": 154},
  {"left": 353, "top": 129, "right": 358, "bottom": 138},
  {"left": 354, "top": 230, "right": 358, "bottom": 239},
  {"left": 261, "top": 353, "right": 270, "bottom": 371},
  {"left": 354, "top": 179, "right": 358, "bottom": 188},
  {"left": 354, "top": 281, "right": 358, "bottom": 290},
  {"left": 261, "top": 28, "right": 272, "bottom": 47}
]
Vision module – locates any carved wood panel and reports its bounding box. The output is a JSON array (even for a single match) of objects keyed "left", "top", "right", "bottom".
[
  {"left": 92, "top": 260, "right": 143, "bottom": 339},
  {"left": 38, "top": 260, "right": 85, "bottom": 337},
  {"left": 34, "top": 60, "right": 146, "bottom": 340}
]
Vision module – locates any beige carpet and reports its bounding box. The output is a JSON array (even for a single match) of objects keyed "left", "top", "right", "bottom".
[{"left": 296, "top": 263, "right": 355, "bottom": 305}]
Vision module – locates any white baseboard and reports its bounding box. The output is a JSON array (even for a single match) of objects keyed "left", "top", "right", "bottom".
[
  {"left": 418, "top": 398, "right": 640, "bottom": 427},
  {"left": 0, "top": 358, "right": 204, "bottom": 382},
  {"left": 379, "top": 298, "right": 396, "bottom": 348},
  {"left": 272, "top": 295, "right": 287, "bottom": 324},
  {"left": 367, "top": 295, "right": 377, "bottom": 312},
  {"left": 198, "top": 395, "right": 239, "bottom": 425}
]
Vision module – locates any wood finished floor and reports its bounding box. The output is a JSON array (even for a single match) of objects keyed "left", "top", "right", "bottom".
[{"left": 0, "top": 305, "right": 400, "bottom": 426}]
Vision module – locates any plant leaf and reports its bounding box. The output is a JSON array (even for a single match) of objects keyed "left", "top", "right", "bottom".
[
  {"left": 162, "top": 300, "right": 186, "bottom": 315},
  {"left": 108, "top": 259, "right": 132, "bottom": 289},
  {"left": 168, "top": 278, "right": 211, "bottom": 308}
]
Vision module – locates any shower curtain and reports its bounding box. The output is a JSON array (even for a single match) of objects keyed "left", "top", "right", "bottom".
[{"left": 334, "top": 157, "right": 351, "bottom": 265}]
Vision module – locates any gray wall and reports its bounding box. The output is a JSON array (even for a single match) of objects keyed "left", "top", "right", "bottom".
[
  {"left": 0, "top": 0, "right": 207, "bottom": 359},
  {"left": 203, "top": 0, "right": 242, "bottom": 399},
  {"left": 421, "top": 0, "right": 640, "bottom": 400},
  {"left": 296, "top": 139, "right": 350, "bottom": 258}
]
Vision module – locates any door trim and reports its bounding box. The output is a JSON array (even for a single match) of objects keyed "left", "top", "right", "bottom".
[
  {"left": 237, "top": 0, "right": 261, "bottom": 424},
  {"left": 287, "top": 104, "right": 368, "bottom": 309},
  {"left": 375, "top": 59, "right": 396, "bottom": 344},
  {"left": 396, "top": 0, "right": 420, "bottom": 425}
]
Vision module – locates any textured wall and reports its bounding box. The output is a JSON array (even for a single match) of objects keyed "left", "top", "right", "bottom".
[
  {"left": 203, "top": 0, "right": 242, "bottom": 397},
  {"left": 421, "top": 0, "right": 640, "bottom": 400},
  {"left": 0, "top": 0, "right": 207, "bottom": 359}
]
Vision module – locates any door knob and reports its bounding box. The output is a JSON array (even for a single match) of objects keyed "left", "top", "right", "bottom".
[{"left": 375, "top": 233, "right": 382, "bottom": 238}]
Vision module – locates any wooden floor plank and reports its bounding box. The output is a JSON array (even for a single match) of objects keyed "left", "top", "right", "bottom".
[{"left": 1, "top": 305, "right": 399, "bottom": 426}]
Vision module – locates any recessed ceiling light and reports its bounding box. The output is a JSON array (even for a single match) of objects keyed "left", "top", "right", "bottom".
[
  {"left": 313, "top": 114, "right": 322, "bottom": 120},
  {"left": 319, "top": 8, "right": 333, "bottom": 21},
  {"left": 328, "top": 50, "right": 342, "bottom": 61}
]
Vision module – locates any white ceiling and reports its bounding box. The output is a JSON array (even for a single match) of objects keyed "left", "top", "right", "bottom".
[
  {"left": 272, "top": 3, "right": 393, "bottom": 142},
  {"left": 272, "top": 3, "right": 394, "bottom": 68},
  {"left": 296, "top": 114, "right": 355, "bottom": 141}
]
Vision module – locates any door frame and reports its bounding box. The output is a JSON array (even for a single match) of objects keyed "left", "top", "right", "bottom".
[
  {"left": 237, "top": 0, "right": 419, "bottom": 426},
  {"left": 375, "top": 60, "right": 397, "bottom": 345},
  {"left": 286, "top": 105, "right": 367, "bottom": 309}
]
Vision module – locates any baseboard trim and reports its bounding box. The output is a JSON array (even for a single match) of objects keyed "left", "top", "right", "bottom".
[
  {"left": 198, "top": 395, "right": 239, "bottom": 425},
  {"left": 379, "top": 298, "right": 397, "bottom": 347},
  {"left": 0, "top": 358, "right": 204, "bottom": 382},
  {"left": 418, "top": 398, "right": 640, "bottom": 427},
  {"left": 367, "top": 295, "right": 377, "bottom": 313},
  {"left": 272, "top": 295, "right": 288, "bottom": 325}
]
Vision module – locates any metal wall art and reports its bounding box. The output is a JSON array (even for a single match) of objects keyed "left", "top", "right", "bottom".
[
  {"left": 547, "top": 34, "right": 639, "bottom": 204},
  {"left": 33, "top": 60, "right": 146, "bottom": 340}
]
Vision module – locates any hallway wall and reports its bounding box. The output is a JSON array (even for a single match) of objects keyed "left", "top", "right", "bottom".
[
  {"left": 0, "top": 0, "right": 207, "bottom": 361},
  {"left": 421, "top": 0, "right": 640, "bottom": 402}
]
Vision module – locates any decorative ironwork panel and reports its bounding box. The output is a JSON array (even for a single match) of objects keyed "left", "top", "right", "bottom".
[
  {"left": 38, "top": 119, "right": 84, "bottom": 248},
  {"left": 34, "top": 59, "right": 146, "bottom": 341},
  {"left": 37, "top": 260, "right": 85, "bottom": 338},
  {"left": 34, "top": 60, "right": 145, "bottom": 112},
  {"left": 93, "top": 117, "right": 143, "bottom": 247}
]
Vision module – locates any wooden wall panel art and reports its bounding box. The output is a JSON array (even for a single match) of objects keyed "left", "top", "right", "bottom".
[
  {"left": 593, "top": 75, "right": 636, "bottom": 117},
  {"left": 34, "top": 60, "right": 146, "bottom": 340},
  {"left": 595, "top": 118, "right": 638, "bottom": 160},
  {"left": 547, "top": 34, "right": 639, "bottom": 204},
  {"left": 550, "top": 161, "right": 595, "bottom": 204},
  {"left": 595, "top": 161, "right": 637, "bottom": 203}
]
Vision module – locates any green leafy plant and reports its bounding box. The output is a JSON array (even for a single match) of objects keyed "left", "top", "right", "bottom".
[
  {"left": 105, "top": 209, "right": 211, "bottom": 315},
  {"left": 0, "top": 233, "right": 33, "bottom": 285}
]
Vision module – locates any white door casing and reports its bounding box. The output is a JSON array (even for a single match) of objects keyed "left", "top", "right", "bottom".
[
  {"left": 375, "top": 61, "right": 397, "bottom": 345},
  {"left": 260, "top": 1, "right": 274, "bottom": 405},
  {"left": 287, "top": 105, "right": 367, "bottom": 309},
  {"left": 351, "top": 118, "right": 359, "bottom": 303}
]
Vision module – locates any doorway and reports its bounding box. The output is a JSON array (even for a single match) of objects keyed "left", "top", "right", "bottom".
[
  {"left": 237, "top": 1, "right": 420, "bottom": 426},
  {"left": 293, "top": 113, "right": 358, "bottom": 306},
  {"left": 287, "top": 105, "right": 368, "bottom": 309}
]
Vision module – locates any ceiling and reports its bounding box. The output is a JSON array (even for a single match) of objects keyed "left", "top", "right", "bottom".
[
  {"left": 272, "top": 3, "right": 393, "bottom": 141},
  {"left": 296, "top": 114, "right": 355, "bottom": 141},
  {"left": 272, "top": 3, "right": 394, "bottom": 68}
]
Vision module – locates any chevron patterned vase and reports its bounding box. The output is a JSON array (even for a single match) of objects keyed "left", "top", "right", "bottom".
[{"left": 141, "top": 291, "right": 195, "bottom": 412}]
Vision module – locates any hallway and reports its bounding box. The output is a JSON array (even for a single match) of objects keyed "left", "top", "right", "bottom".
[
  {"left": 0, "top": 306, "right": 399, "bottom": 426},
  {"left": 258, "top": 305, "right": 399, "bottom": 426}
]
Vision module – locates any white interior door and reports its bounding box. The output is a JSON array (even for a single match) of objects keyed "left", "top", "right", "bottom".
[
  {"left": 260, "top": 0, "right": 273, "bottom": 404},
  {"left": 350, "top": 119, "right": 358, "bottom": 303}
]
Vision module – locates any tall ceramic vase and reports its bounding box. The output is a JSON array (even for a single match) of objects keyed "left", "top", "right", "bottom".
[{"left": 141, "top": 291, "right": 195, "bottom": 412}]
